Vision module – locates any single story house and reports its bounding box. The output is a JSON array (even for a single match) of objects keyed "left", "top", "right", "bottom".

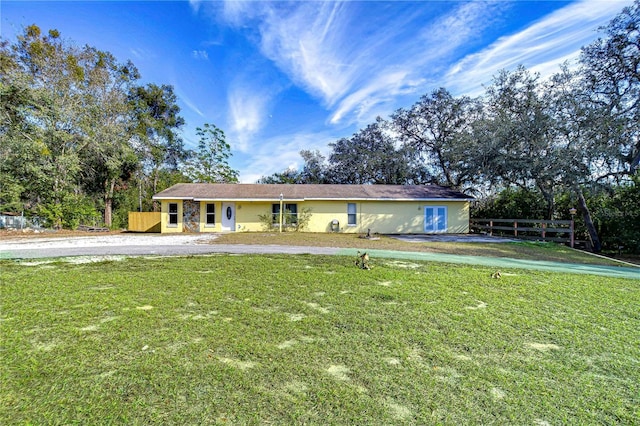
[{"left": 152, "top": 183, "right": 474, "bottom": 234}]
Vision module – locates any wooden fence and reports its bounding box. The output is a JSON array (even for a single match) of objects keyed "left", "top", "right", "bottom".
[
  {"left": 470, "top": 218, "right": 575, "bottom": 248},
  {"left": 128, "top": 212, "right": 161, "bottom": 233}
]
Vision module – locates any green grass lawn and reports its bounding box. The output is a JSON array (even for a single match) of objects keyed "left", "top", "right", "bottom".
[{"left": 2, "top": 254, "right": 638, "bottom": 424}]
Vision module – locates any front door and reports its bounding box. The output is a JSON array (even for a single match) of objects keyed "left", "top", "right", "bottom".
[
  {"left": 424, "top": 206, "right": 447, "bottom": 233},
  {"left": 221, "top": 202, "right": 235, "bottom": 232}
]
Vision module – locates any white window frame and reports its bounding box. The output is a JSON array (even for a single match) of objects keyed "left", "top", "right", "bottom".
[
  {"left": 205, "top": 203, "right": 215, "bottom": 227},
  {"left": 168, "top": 203, "right": 178, "bottom": 227},
  {"left": 347, "top": 203, "right": 357, "bottom": 226},
  {"left": 424, "top": 206, "right": 447, "bottom": 233},
  {"left": 272, "top": 203, "right": 298, "bottom": 226}
]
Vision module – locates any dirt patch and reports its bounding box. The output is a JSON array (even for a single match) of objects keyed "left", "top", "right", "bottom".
[
  {"left": 384, "top": 357, "right": 402, "bottom": 366},
  {"left": 277, "top": 339, "right": 297, "bottom": 349},
  {"left": 288, "top": 313, "right": 305, "bottom": 322},
  {"left": 217, "top": 357, "right": 256, "bottom": 371},
  {"left": 135, "top": 305, "right": 154, "bottom": 311},
  {"left": 386, "top": 401, "right": 412, "bottom": 420},
  {"left": 465, "top": 300, "right": 487, "bottom": 310},
  {"left": 304, "top": 302, "right": 330, "bottom": 314},
  {"left": 384, "top": 260, "right": 422, "bottom": 269},
  {"left": 491, "top": 387, "right": 506, "bottom": 400},
  {"left": 526, "top": 342, "right": 561, "bottom": 352},
  {"left": 326, "top": 364, "right": 351, "bottom": 381}
]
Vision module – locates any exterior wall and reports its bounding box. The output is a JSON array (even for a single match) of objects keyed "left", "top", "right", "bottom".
[
  {"left": 160, "top": 200, "right": 183, "bottom": 233},
  {"left": 198, "top": 201, "right": 222, "bottom": 233},
  {"left": 235, "top": 202, "right": 271, "bottom": 232},
  {"left": 159, "top": 199, "right": 470, "bottom": 234},
  {"left": 304, "top": 200, "right": 469, "bottom": 234}
]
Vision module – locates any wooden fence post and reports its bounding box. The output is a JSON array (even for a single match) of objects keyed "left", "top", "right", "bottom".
[
  {"left": 570, "top": 219, "right": 575, "bottom": 248},
  {"left": 514, "top": 221, "right": 518, "bottom": 237},
  {"left": 489, "top": 220, "right": 493, "bottom": 236}
]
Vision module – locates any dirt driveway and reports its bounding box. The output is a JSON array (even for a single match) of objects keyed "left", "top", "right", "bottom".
[
  {"left": 1, "top": 233, "right": 638, "bottom": 280},
  {"left": 0, "top": 233, "right": 339, "bottom": 259}
]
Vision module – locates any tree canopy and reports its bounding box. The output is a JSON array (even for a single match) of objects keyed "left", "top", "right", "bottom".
[
  {"left": 0, "top": 25, "right": 239, "bottom": 227},
  {"left": 259, "top": 1, "right": 639, "bottom": 252},
  {"left": 2, "top": 2, "right": 639, "bottom": 253}
]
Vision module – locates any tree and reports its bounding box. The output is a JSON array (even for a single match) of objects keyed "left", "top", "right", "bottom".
[
  {"left": 580, "top": 0, "right": 639, "bottom": 176},
  {"left": 1, "top": 25, "right": 146, "bottom": 227},
  {"left": 299, "top": 149, "right": 328, "bottom": 184},
  {"left": 478, "top": 67, "right": 562, "bottom": 219},
  {"left": 391, "top": 88, "right": 481, "bottom": 191},
  {"left": 255, "top": 150, "right": 327, "bottom": 184},
  {"left": 8, "top": 25, "right": 87, "bottom": 225},
  {"left": 256, "top": 168, "right": 302, "bottom": 184},
  {"left": 128, "top": 83, "right": 186, "bottom": 210},
  {"left": 544, "top": 65, "right": 604, "bottom": 251},
  {"left": 184, "top": 123, "right": 239, "bottom": 183},
  {"left": 0, "top": 38, "right": 50, "bottom": 212},
  {"left": 78, "top": 48, "right": 141, "bottom": 226},
  {"left": 327, "top": 120, "right": 422, "bottom": 184}
]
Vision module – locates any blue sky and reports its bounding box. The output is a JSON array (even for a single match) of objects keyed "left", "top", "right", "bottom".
[{"left": 2, "top": 0, "right": 633, "bottom": 182}]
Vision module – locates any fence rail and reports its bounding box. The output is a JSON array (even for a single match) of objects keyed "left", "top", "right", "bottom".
[{"left": 471, "top": 218, "right": 575, "bottom": 248}]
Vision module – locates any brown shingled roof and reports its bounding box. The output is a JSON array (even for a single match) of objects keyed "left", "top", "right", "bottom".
[{"left": 153, "top": 183, "right": 473, "bottom": 201}]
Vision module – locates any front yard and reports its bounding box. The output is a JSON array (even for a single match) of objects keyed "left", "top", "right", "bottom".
[{"left": 1, "top": 254, "right": 638, "bottom": 424}]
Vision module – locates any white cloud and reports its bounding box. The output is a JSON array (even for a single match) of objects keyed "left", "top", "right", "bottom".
[
  {"left": 227, "top": 85, "right": 273, "bottom": 152},
  {"left": 256, "top": 1, "right": 355, "bottom": 106},
  {"left": 176, "top": 88, "right": 205, "bottom": 118},
  {"left": 188, "top": 0, "right": 201, "bottom": 13},
  {"left": 235, "top": 131, "right": 336, "bottom": 183},
  {"left": 218, "top": 1, "right": 505, "bottom": 126},
  {"left": 191, "top": 50, "right": 208, "bottom": 60},
  {"left": 444, "top": 0, "right": 632, "bottom": 96},
  {"left": 129, "top": 47, "right": 156, "bottom": 60},
  {"left": 327, "top": 2, "right": 502, "bottom": 124}
]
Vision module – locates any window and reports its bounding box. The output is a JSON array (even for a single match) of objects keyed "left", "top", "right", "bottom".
[
  {"left": 205, "top": 203, "right": 215, "bottom": 226},
  {"left": 168, "top": 203, "right": 178, "bottom": 226},
  {"left": 424, "top": 206, "right": 447, "bottom": 233},
  {"left": 272, "top": 203, "right": 298, "bottom": 225},
  {"left": 347, "top": 203, "right": 357, "bottom": 226}
]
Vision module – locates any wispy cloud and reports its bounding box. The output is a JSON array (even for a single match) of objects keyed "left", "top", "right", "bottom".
[
  {"left": 444, "top": 0, "right": 630, "bottom": 96},
  {"left": 191, "top": 49, "right": 208, "bottom": 60},
  {"left": 236, "top": 131, "right": 336, "bottom": 183},
  {"left": 328, "top": 1, "right": 502, "bottom": 124},
  {"left": 218, "top": 1, "right": 504, "bottom": 126},
  {"left": 175, "top": 88, "right": 205, "bottom": 118},
  {"left": 227, "top": 84, "right": 274, "bottom": 153},
  {"left": 129, "top": 47, "right": 156, "bottom": 61},
  {"left": 188, "top": 0, "right": 201, "bottom": 14}
]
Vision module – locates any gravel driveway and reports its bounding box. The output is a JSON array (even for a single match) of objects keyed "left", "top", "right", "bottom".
[
  {"left": 1, "top": 233, "right": 638, "bottom": 279},
  {"left": 0, "top": 233, "right": 340, "bottom": 259}
]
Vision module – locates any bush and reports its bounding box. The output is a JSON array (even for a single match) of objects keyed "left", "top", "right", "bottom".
[
  {"left": 258, "top": 207, "right": 312, "bottom": 232},
  {"left": 472, "top": 187, "right": 547, "bottom": 219},
  {"left": 38, "top": 194, "right": 101, "bottom": 229}
]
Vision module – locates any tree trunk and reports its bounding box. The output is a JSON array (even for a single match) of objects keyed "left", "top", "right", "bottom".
[
  {"left": 575, "top": 186, "right": 601, "bottom": 253},
  {"left": 539, "top": 188, "right": 555, "bottom": 220},
  {"left": 104, "top": 178, "right": 116, "bottom": 227},
  {"left": 152, "top": 170, "right": 160, "bottom": 212}
]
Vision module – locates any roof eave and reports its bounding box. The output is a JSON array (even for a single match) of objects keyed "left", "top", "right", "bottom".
[
  {"left": 152, "top": 196, "right": 194, "bottom": 200},
  {"left": 305, "top": 197, "right": 472, "bottom": 201}
]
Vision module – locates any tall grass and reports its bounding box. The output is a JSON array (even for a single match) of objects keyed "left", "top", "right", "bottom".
[{"left": 2, "top": 255, "right": 638, "bottom": 424}]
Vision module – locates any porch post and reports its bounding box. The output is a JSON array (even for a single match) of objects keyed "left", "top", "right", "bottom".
[{"left": 279, "top": 193, "right": 283, "bottom": 233}]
